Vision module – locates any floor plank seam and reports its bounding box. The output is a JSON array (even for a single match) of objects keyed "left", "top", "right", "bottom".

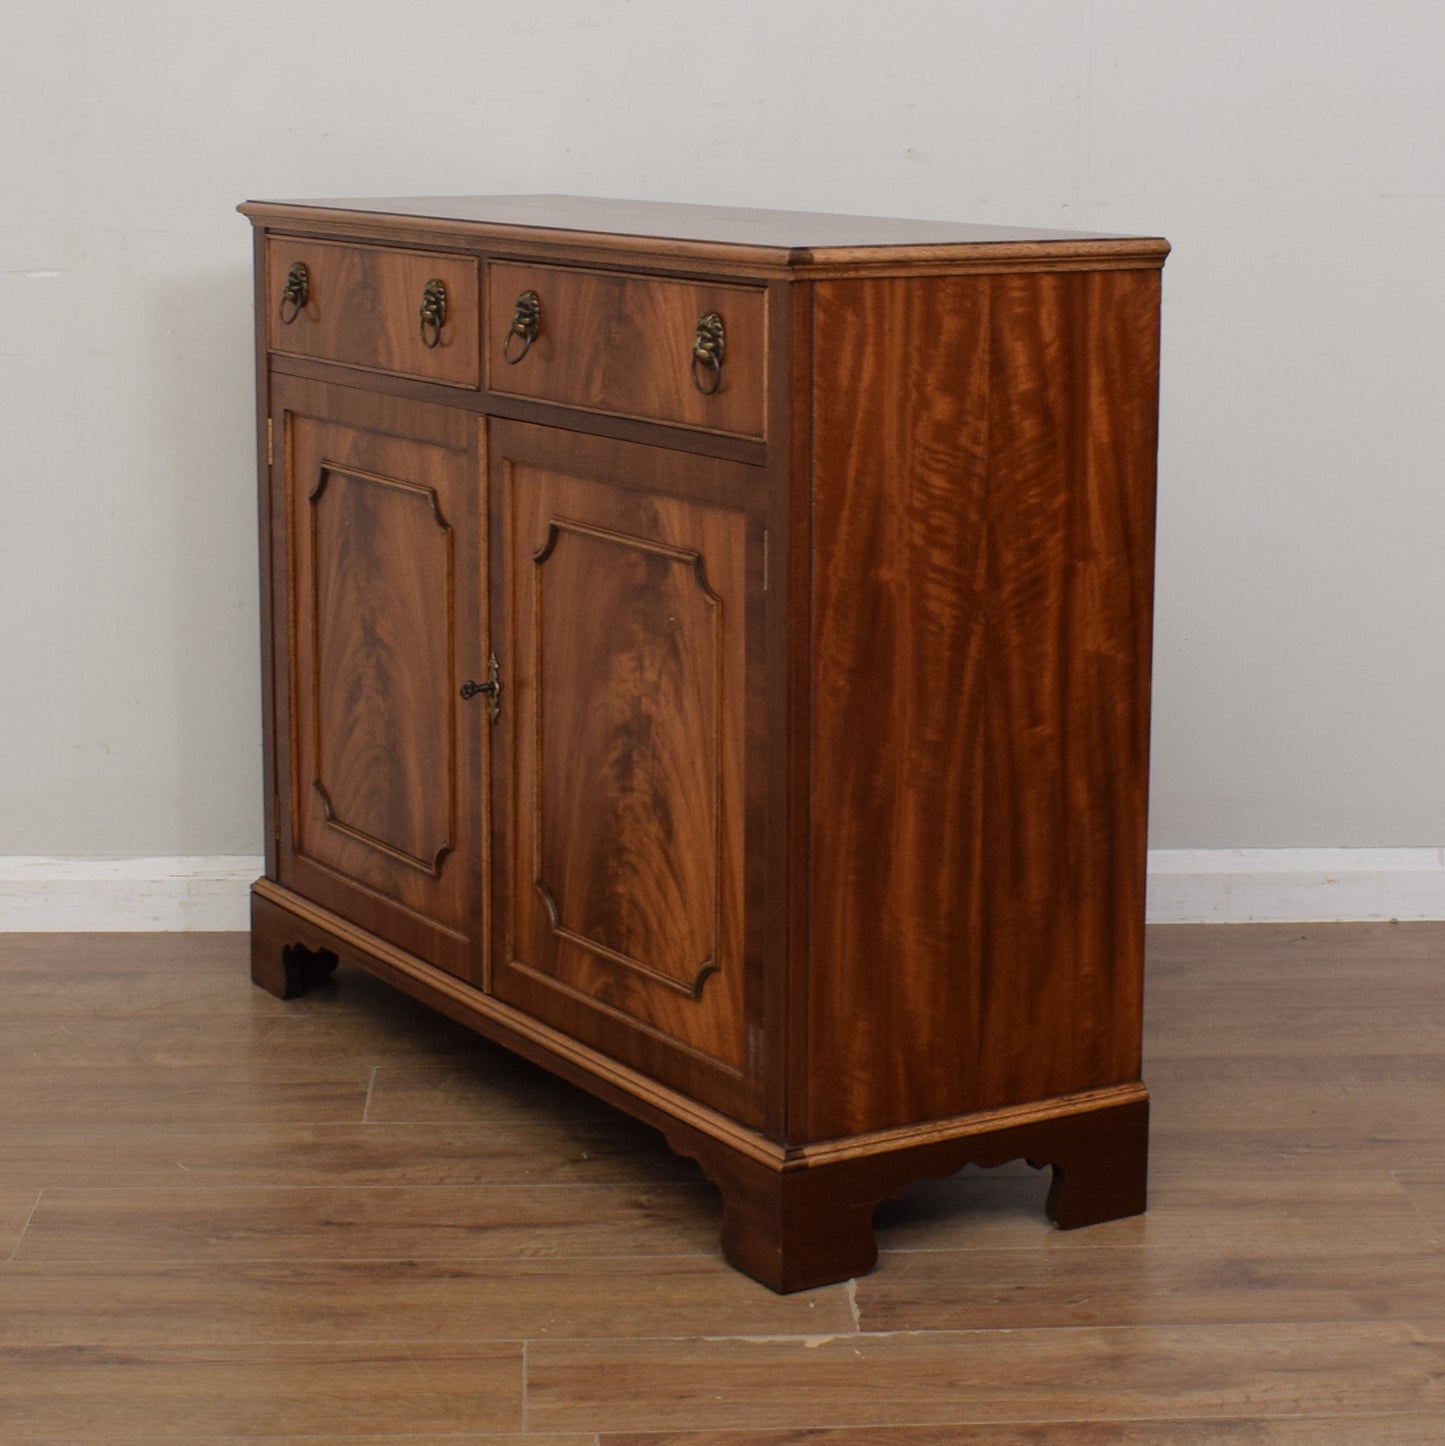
[
  {"left": 362, "top": 1062, "right": 379, "bottom": 1122},
  {"left": 7, "top": 1188, "right": 45, "bottom": 1263},
  {"left": 12, "top": 927, "right": 1445, "bottom": 1436}
]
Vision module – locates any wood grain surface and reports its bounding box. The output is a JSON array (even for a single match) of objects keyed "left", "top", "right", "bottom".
[
  {"left": 243, "top": 194, "right": 1170, "bottom": 278},
  {"left": 6, "top": 924, "right": 1445, "bottom": 1441},
  {"left": 271, "top": 377, "right": 483, "bottom": 979},
  {"left": 607, "top": 1427, "right": 1445, "bottom": 1446},
  {"left": 487, "top": 261, "right": 767, "bottom": 437},
  {"left": 266, "top": 237, "right": 480, "bottom": 386},
  {"left": 804, "top": 268, "right": 1161, "bottom": 1140},
  {"left": 527, "top": 1323, "right": 1445, "bottom": 1432},
  {"left": 1, "top": 1342, "right": 523, "bottom": 1438},
  {"left": 491, "top": 421, "right": 763, "bottom": 1120}
]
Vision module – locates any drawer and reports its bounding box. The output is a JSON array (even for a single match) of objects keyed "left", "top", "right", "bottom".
[
  {"left": 487, "top": 263, "right": 766, "bottom": 438},
  {"left": 266, "top": 238, "right": 480, "bottom": 387}
]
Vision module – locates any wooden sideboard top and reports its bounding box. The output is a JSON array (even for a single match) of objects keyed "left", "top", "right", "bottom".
[{"left": 239, "top": 194, "right": 1169, "bottom": 275}]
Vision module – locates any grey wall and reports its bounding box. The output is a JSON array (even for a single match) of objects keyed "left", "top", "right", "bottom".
[{"left": 3, "top": 1, "right": 1442, "bottom": 855}]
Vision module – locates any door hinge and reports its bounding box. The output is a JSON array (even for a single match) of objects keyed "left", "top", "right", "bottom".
[
  {"left": 266, "top": 417, "right": 274, "bottom": 467},
  {"left": 762, "top": 528, "right": 770, "bottom": 591}
]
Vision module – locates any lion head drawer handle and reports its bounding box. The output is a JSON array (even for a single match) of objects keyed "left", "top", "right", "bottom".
[
  {"left": 419, "top": 278, "right": 448, "bottom": 349},
  {"left": 691, "top": 312, "right": 726, "bottom": 395},
  {"left": 278, "top": 262, "right": 309, "bottom": 325},
  {"left": 503, "top": 289, "right": 542, "bottom": 364}
]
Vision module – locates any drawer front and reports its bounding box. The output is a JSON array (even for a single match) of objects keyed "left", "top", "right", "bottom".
[
  {"left": 266, "top": 238, "right": 480, "bottom": 387},
  {"left": 487, "top": 263, "right": 766, "bottom": 438}
]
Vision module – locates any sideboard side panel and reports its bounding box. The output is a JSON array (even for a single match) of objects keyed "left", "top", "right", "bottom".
[{"left": 804, "top": 268, "right": 1161, "bottom": 1140}]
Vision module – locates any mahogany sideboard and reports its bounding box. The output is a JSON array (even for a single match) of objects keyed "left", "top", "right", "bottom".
[{"left": 240, "top": 194, "right": 1168, "bottom": 1291}]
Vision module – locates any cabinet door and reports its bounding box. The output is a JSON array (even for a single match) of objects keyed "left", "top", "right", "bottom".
[
  {"left": 491, "top": 421, "right": 765, "bottom": 1122},
  {"left": 271, "top": 377, "right": 484, "bottom": 981}
]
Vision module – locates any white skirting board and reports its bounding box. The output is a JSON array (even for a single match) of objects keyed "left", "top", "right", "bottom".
[
  {"left": 3, "top": 850, "right": 1445, "bottom": 930},
  {"left": 1144, "top": 848, "right": 1445, "bottom": 924},
  {"left": 0, "top": 857, "right": 264, "bottom": 931}
]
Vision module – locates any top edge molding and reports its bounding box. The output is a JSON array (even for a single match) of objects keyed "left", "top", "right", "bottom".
[{"left": 238, "top": 195, "right": 1170, "bottom": 274}]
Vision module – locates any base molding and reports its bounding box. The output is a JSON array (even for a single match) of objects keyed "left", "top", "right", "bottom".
[
  {"left": 253, "top": 881, "right": 1149, "bottom": 1292},
  {"left": 5, "top": 848, "right": 1445, "bottom": 929}
]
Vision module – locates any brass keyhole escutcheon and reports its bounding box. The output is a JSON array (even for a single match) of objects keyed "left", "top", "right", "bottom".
[{"left": 460, "top": 654, "right": 502, "bottom": 724}]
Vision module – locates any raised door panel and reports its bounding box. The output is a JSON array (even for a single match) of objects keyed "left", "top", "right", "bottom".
[
  {"left": 491, "top": 421, "right": 763, "bottom": 1123},
  {"left": 273, "top": 377, "right": 483, "bottom": 980}
]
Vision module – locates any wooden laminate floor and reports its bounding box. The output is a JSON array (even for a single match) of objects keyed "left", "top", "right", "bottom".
[{"left": 2, "top": 925, "right": 1444, "bottom": 1442}]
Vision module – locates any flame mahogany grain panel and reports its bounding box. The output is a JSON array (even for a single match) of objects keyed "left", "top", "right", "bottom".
[
  {"left": 489, "top": 420, "right": 766, "bottom": 1125},
  {"left": 486, "top": 262, "right": 766, "bottom": 438},
  {"left": 266, "top": 238, "right": 480, "bottom": 387},
  {"left": 273, "top": 377, "right": 483, "bottom": 982},
  {"left": 805, "top": 268, "right": 1161, "bottom": 1140}
]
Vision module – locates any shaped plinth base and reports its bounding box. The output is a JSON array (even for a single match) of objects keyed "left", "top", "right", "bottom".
[
  {"left": 670, "top": 1095, "right": 1149, "bottom": 1293},
  {"left": 248, "top": 884, "right": 1147, "bottom": 1293},
  {"left": 251, "top": 888, "right": 340, "bottom": 999}
]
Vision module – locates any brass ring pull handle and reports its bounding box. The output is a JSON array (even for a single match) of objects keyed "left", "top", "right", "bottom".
[
  {"left": 278, "top": 262, "right": 309, "bottom": 325},
  {"left": 419, "top": 278, "right": 448, "bottom": 349},
  {"left": 691, "top": 312, "right": 725, "bottom": 395},
  {"left": 503, "top": 290, "right": 541, "bottom": 364}
]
